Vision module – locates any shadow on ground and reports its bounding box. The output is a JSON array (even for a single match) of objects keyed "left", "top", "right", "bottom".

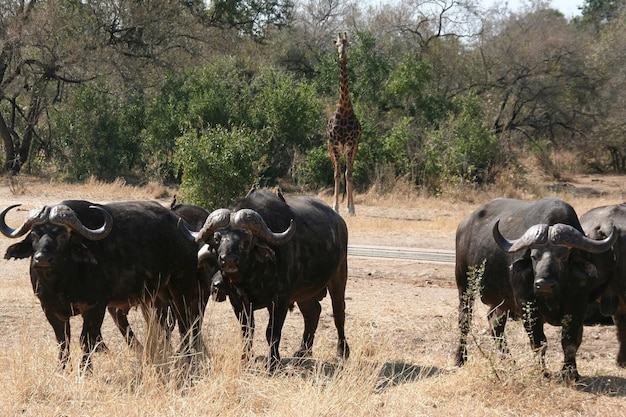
[
  {"left": 576, "top": 374, "right": 626, "bottom": 397},
  {"left": 252, "top": 356, "right": 445, "bottom": 392}
]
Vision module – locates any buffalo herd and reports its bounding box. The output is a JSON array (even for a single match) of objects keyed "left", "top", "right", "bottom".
[{"left": 2, "top": 187, "right": 626, "bottom": 381}]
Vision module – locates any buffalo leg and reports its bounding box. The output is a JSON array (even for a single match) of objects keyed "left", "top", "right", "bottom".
[
  {"left": 522, "top": 301, "right": 548, "bottom": 377},
  {"left": 170, "top": 298, "right": 203, "bottom": 358},
  {"left": 294, "top": 298, "right": 322, "bottom": 357},
  {"left": 266, "top": 298, "right": 290, "bottom": 372},
  {"left": 230, "top": 294, "right": 255, "bottom": 362},
  {"left": 487, "top": 307, "right": 509, "bottom": 357},
  {"left": 107, "top": 307, "right": 141, "bottom": 350},
  {"left": 45, "top": 310, "right": 71, "bottom": 368},
  {"left": 80, "top": 306, "right": 108, "bottom": 372},
  {"left": 613, "top": 298, "right": 626, "bottom": 367},
  {"left": 327, "top": 267, "right": 350, "bottom": 359},
  {"left": 558, "top": 292, "right": 587, "bottom": 381},
  {"left": 560, "top": 318, "right": 583, "bottom": 381},
  {"left": 455, "top": 288, "right": 474, "bottom": 367}
]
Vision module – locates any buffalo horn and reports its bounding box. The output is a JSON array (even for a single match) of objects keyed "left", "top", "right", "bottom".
[
  {"left": 231, "top": 209, "right": 296, "bottom": 246},
  {"left": 0, "top": 205, "right": 50, "bottom": 238},
  {"left": 195, "top": 208, "right": 233, "bottom": 243},
  {"left": 49, "top": 205, "right": 113, "bottom": 241},
  {"left": 493, "top": 220, "right": 549, "bottom": 253},
  {"left": 548, "top": 223, "right": 617, "bottom": 253}
]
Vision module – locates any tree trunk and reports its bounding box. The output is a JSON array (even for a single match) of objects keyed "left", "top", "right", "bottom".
[{"left": 0, "top": 112, "right": 19, "bottom": 174}]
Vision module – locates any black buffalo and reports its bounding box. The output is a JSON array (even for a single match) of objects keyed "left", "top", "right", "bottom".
[
  {"left": 107, "top": 199, "right": 217, "bottom": 351},
  {"left": 1, "top": 200, "right": 207, "bottom": 370},
  {"left": 182, "top": 188, "right": 350, "bottom": 371},
  {"left": 580, "top": 203, "right": 626, "bottom": 366},
  {"left": 455, "top": 197, "right": 616, "bottom": 380}
]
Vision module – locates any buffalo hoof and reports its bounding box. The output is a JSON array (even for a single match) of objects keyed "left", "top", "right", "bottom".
[
  {"left": 94, "top": 341, "right": 110, "bottom": 353},
  {"left": 337, "top": 340, "right": 350, "bottom": 360},
  {"left": 267, "top": 357, "right": 281, "bottom": 374},
  {"left": 454, "top": 357, "right": 465, "bottom": 368},
  {"left": 560, "top": 367, "right": 581, "bottom": 383},
  {"left": 294, "top": 348, "right": 312, "bottom": 358},
  {"left": 79, "top": 358, "right": 94, "bottom": 376}
]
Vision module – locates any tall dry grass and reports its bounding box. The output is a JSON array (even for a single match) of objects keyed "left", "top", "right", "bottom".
[
  {"left": 2, "top": 280, "right": 626, "bottom": 417},
  {"left": 1, "top": 173, "right": 626, "bottom": 416}
]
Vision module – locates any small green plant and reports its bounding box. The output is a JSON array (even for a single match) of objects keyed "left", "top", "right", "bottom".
[
  {"left": 522, "top": 301, "right": 540, "bottom": 341},
  {"left": 465, "top": 260, "right": 485, "bottom": 303}
]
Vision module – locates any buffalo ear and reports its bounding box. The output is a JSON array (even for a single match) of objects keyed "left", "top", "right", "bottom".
[
  {"left": 509, "top": 254, "right": 533, "bottom": 296},
  {"left": 70, "top": 241, "right": 98, "bottom": 265},
  {"left": 510, "top": 255, "right": 532, "bottom": 276},
  {"left": 571, "top": 258, "right": 598, "bottom": 287},
  {"left": 4, "top": 235, "right": 34, "bottom": 260},
  {"left": 254, "top": 241, "right": 276, "bottom": 262}
]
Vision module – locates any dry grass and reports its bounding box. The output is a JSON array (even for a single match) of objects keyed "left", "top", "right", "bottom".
[{"left": 1, "top": 173, "right": 626, "bottom": 416}]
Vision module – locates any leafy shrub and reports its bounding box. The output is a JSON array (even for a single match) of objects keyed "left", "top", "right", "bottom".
[
  {"left": 248, "top": 68, "right": 325, "bottom": 181},
  {"left": 142, "top": 61, "right": 249, "bottom": 182},
  {"left": 295, "top": 145, "right": 333, "bottom": 190},
  {"left": 422, "top": 93, "right": 498, "bottom": 189},
  {"left": 52, "top": 82, "right": 142, "bottom": 180},
  {"left": 175, "top": 126, "right": 268, "bottom": 209}
]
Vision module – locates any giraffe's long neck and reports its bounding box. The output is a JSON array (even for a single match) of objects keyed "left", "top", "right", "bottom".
[{"left": 338, "top": 56, "right": 353, "bottom": 114}]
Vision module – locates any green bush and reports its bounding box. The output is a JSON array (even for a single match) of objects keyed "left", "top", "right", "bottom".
[
  {"left": 383, "top": 117, "right": 419, "bottom": 178},
  {"left": 142, "top": 61, "right": 249, "bottom": 182},
  {"left": 248, "top": 68, "right": 325, "bottom": 181},
  {"left": 175, "top": 126, "right": 268, "bottom": 209},
  {"left": 423, "top": 93, "right": 498, "bottom": 189},
  {"left": 295, "top": 145, "right": 333, "bottom": 190},
  {"left": 52, "top": 82, "right": 142, "bottom": 180}
]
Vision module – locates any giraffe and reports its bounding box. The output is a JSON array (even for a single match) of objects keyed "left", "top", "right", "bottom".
[{"left": 327, "top": 32, "right": 361, "bottom": 216}]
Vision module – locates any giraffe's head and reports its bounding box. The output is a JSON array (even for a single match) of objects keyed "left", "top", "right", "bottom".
[{"left": 334, "top": 32, "right": 349, "bottom": 59}]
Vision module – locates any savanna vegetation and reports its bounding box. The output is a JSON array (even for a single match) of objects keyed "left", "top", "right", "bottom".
[
  {"left": 2, "top": 0, "right": 626, "bottom": 209},
  {"left": 4, "top": 1, "right": 626, "bottom": 415},
  {"left": 1, "top": 176, "right": 626, "bottom": 416}
]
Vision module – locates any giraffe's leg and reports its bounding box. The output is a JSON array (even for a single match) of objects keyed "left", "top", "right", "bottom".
[
  {"left": 345, "top": 147, "right": 357, "bottom": 216},
  {"left": 328, "top": 144, "right": 342, "bottom": 213}
]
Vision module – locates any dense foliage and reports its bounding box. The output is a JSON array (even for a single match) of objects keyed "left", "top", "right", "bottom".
[{"left": 1, "top": 0, "right": 625, "bottom": 206}]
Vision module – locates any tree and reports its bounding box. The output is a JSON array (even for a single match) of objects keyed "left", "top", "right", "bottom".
[
  {"left": 581, "top": 6, "right": 626, "bottom": 172},
  {"left": 206, "top": 0, "right": 295, "bottom": 38},
  {"left": 52, "top": 81, "right": 143, "bottom": 180},
  {"left": 471, "top": 6, "right": 601, "bottom": 172},
  {"left": 0, "top": 0, "right": 216, "bottom": 175},
  {"left": 423, "top": 93, "right": 497, "bottom": 188},
  {"left": 578, "top": 0, "right": 625, "bottom": 30},
  {"left": 0, "top": 1, "right": 90, "bottom": 173}
]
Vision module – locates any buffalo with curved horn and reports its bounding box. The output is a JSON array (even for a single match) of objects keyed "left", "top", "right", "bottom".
[
  {"left": 181, "top": 188, "right": 349, "bottom": 372},
  {"left": 580, "top": 203, "right": 626, "bottom": 367},
  {"left": 455, "top": 197, "right": 616, "bottom": 381},
  {"left": 1, "top": 200, "right": 207, "bottom": 372}
]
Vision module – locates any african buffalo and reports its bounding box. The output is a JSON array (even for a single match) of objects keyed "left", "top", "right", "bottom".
[
  {"left": 455, "top": 197, "right": 616, "bottom": 380},
  {"left": 104, "top": 200, "right": 215, "bottom": 352},
  {"left": 181, "top": 188, "right": 350, "bottom": 371},
  {"left": 580, "top": 203, "right": 626, "bottom": 366},
  {"left": 1, "top": 200, "right": 207, "bottom": 371}
]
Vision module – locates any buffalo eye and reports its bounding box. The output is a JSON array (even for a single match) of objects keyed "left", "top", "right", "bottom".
[
  {"left": 53, "top": 226, "right": 70, "bottom": 240},
  {"left": 213, "top": 232, "right": 222, "bottom": 245},
  {"left": 240, "top": 232, "right": 253, "bottom": 250}
]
